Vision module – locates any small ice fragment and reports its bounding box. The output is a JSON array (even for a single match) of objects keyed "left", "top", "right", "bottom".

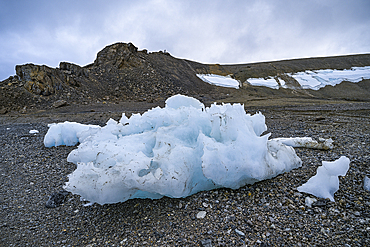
[
  {"left": 197, "top": 211, "right": 207, "bottom": 219},
  {"left": 29, "top": 130, "right": 39, "bottom": 134},
  {"left": 305, "top": 197, "right": 317, "bottom": 207},
  {"left": 364, "top": 176, "right": 370, "bottom": 191},
  {"left": 297, "top": 156, "right": 350, "bottom": 201},
  {"left": 273, "top": 137, "right": 333, "bottom": 150},
  {"left": 6, "top": 128, "right": 10, "bottom": 130}
]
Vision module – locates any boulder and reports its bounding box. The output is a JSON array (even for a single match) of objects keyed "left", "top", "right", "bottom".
[
  {"left": 0, "top": 107, "right": 8, "bottom": 114},
  {"left": 52, "top": 99, "right": 68, "bottom": 108}
]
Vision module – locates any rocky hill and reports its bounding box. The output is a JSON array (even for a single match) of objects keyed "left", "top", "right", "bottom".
[{"left": 1, "top": 42, "right": 370, "bottom": 114}]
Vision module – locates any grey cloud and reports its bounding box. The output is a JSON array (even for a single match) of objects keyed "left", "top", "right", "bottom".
[{"left": 1, "top": 0, "right": 369, "bottom": 80}]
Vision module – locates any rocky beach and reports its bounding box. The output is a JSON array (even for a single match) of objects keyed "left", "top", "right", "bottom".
[
  {"left": 1, "top": 43, "right": 370, "bottom": 246},
  {"left": 1, "top": 101, "right": 369, "bottom": 246}
]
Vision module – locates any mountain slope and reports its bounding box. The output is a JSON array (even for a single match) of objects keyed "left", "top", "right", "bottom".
[{"left": 1, "top": 42, "right": 370, "bottom": 113}]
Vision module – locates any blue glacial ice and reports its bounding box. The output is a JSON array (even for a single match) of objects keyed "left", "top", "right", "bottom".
[{"left": 44, "top": 94, "right": 302, "bottom": 205}]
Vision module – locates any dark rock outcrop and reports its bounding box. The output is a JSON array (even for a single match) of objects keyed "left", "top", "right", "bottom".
[
  {"left": 16, "top": 64, "right": 65, "bottom": 96},
  {"left": 93, "top": 42, "right": 145, "bottom": 69}
]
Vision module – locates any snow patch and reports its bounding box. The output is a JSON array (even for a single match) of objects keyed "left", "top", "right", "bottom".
[
  {"left": 289, "top": 66, "right": 370, "bottom": 90},
  {"left": 246, "top": 77, "right": 279, "bottom": 89},
  {"left": 245, "top": 66, "right": 370, "bottom": 90},
  {"left": 197, "top": 74, "right": 240, "bottom": 89}
]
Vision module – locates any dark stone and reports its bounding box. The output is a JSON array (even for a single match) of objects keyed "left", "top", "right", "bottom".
[
  {"left": 200, "top": 239, "right": 212, "bottom": 247},
  {"left": 154, "top": 231, "right": 163, "bottom": 239},
  {"left": 45, "top": 190, "right": 69, "bottom": 208},
  {"left": 312, "top": 199, "right": 328, "bottom": 207},
  {"left": 260, "top": 243, "right": 271, "bottom": 247},
  {"left": 0, "top": 108, "right": 8, "bottom": 114},
  {"left": 52, "top": 100, "right": 68, "bottom": 108},
  {"left": 314, "top": 117, "right": 326, "bottom": 121}
]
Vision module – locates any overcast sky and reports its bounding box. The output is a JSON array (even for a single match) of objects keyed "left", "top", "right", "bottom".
[{"left": 1, "top": 0, "right": 370, "bottom": 80}]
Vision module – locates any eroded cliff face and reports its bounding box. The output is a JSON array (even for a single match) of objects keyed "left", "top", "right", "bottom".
[{"left": 16, "top": 64, "right": 73, "bottom": 96}]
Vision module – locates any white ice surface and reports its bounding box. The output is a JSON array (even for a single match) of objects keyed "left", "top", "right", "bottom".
[
  {"left": 44, "top": 95, "right": 302, "bottom": 205},
  {"left": 44, "top": 122, "right": 100, "bottom": 147},
  {"left": 297, "top": 156, "right": 350, "bottom": 201},
  {"left": 197, "top": 74, "right": 240, "bottom": 89},
  {"left": 290, "top": 66, "right": 370, "bottom": 90},
  {"left": 245, "top": 66, "right": 370, "bottom": 90},
  {"left": 29, "top": 130, "right": 39, "bottom": 134}
]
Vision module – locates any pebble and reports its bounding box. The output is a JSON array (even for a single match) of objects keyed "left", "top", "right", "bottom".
[
  {"left": 200, "top": 239, "right": 212, "bottom": 247},
  {"left": 196, "top": 211, "right": 207, "bottom": 219},
  {"left": 235, "top": 229, "right": 245, "bottom": 236},
  {"left": 305, "top": 196, "right": 317, "bottom": 207}
]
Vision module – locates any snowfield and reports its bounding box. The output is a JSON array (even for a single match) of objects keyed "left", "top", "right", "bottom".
[{"left": 198, "top": 66, "right": 370, "bottom": 90}]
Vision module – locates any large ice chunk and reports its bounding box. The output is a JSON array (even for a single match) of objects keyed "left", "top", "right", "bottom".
[
  {"left": 297, "top": 156, "right": 350, "bottom": 201},
  {"left": 45, "top": 95, "right": 302, "bottom": 205}
]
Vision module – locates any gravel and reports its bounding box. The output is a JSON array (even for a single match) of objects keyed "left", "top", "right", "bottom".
[{"left": 1, "top": 102, "right": 369, "bottom": 246}]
